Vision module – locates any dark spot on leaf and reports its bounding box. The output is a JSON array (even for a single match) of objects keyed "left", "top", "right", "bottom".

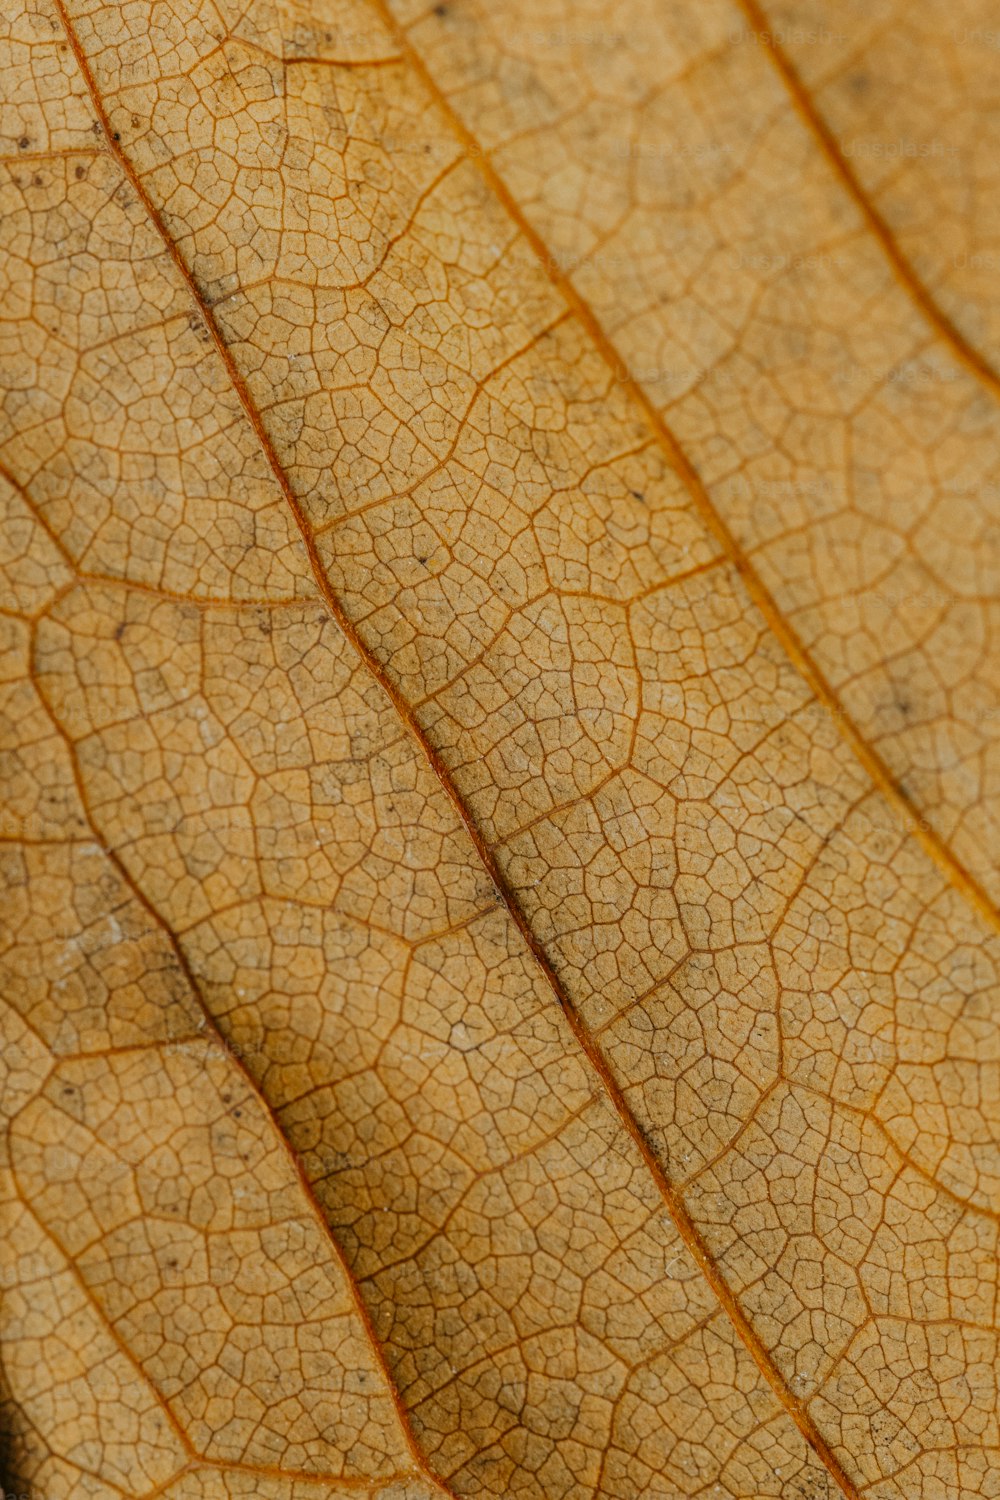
[
  {"left": 0, "top": 1395, "right": 29, "bottom": 1500},
  {"left": 17, "top": 138, "right": 29, "bottom": 151}
]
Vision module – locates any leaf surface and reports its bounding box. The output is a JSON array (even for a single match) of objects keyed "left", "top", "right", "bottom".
[{"left": 1, "top": 3, "right": 999, "bottom": 1498}]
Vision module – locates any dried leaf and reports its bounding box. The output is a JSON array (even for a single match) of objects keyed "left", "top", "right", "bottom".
[{"left": 2, "top": 2, "right": 999, "bottom": 1498}]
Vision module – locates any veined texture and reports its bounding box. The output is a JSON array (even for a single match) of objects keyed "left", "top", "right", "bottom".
[{"left": 2, "top": 2, "right": 999, "bottom": 1497}]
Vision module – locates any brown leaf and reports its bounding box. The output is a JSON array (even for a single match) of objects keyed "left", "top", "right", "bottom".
[{"left": 2, "top": 2, "right": 999, "bottom": 1497}]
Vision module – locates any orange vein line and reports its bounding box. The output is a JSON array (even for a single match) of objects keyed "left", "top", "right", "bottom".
[
  {"left": 54, "top": 0, "right": 862, "bottom": 1489},
  {"left": 28, "top": 647, "right": 447, "bottom": 1500},
  {"left": 362, "top": 4, "right": 973, "bottom": 1497},
  {"left": 46, "top": 12, "right": 987, "bottom": 1500},
  {"left": 737, "top": 0, "right": 1000, "bottom": 397},
  {"left": 369, "top": 0, "right": 1000, "bottom": 950},
  {"left": 48, "top": 10, "right": 454, "bottom": 1496},
  {"left": 7, "top": 1192, "right": 195, "bottom": 1461}
]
